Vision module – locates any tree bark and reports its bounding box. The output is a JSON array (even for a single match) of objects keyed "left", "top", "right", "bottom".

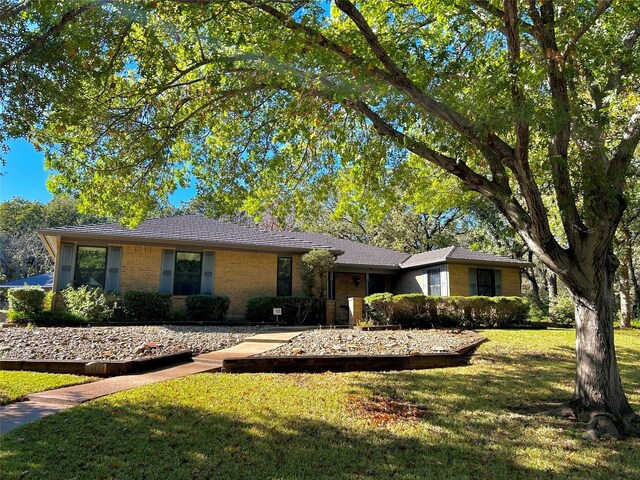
[
  {"left": 619, "top": 247, "right": 632, "bottom": 328},
  {"left": 568, "top": 253, "right": 638, "bottom": 438},
  {"left": 548, "top": 271, "right": 558, "bottom": 299}
]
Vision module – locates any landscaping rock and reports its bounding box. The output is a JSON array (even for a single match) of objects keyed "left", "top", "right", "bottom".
[
  {"left": 258, "top": 329, "right": 482, "bottom": 356},
  {"left": 0, "top": 325, "right": 264, "bottom": 361}
]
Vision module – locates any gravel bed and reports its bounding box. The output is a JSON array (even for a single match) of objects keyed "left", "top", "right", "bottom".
[
  {"left": 259, "top": 328, "right": 483, "bottom": 356},
  {"left": 0, "top": 325, "right": 265, "bottom": 361}
]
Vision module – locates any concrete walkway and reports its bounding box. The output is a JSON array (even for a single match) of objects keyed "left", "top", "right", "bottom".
[{"left": 0, "top": 328, "right": 305, "bottom": 435}]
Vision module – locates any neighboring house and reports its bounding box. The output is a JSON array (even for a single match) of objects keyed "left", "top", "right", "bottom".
[
  {"left": 0, "top": 272, "right": 54, "bottom": 290},
  {"left": 38, "top": 215, "right": 531, "bottom": 322}
]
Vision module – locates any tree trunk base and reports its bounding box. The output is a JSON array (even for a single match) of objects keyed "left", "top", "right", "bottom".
[{"left": 542, "top": 401, "right": 640, "bottom": 440}]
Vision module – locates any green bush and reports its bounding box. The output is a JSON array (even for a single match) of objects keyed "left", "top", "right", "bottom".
[
  {"left": 7, "top": 287, "right": 46, "bottom": 319},
  {"left": 363, "top": 292, "right": 393, "bottom": 325},
  {"left": 61, "top": 286, "right": 118, "bottom": 323},
  {"left": 549, "top": 296, "right": 575, "bottom": 326},
  {"left": 246, "top": 296, "right": 323, "bottom": 325},
  {"left": 38, "top": 310, "right": 86, "bottom": 326},
  {"left": 186, "top": 295, "right": 230, "bottom": 322},
  {"left": 363, "top": 293, "right": 531, "bottom": 328},
  {"left": 124, "top": 291, "right": 172, "bottom": 322}
]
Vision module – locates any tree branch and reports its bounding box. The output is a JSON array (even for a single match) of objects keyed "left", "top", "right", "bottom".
[
  {"left": 561, "top": 0, "right": 613, "bottom": 62},
  {"left": 528, "top": 0, "right": 586, "bottom": 241},
  {"left": 334, "top": 0, "right": 514, "bottom": 192},
  {"left": 0, "top": 1, "right": 108, "bottom": 71}
]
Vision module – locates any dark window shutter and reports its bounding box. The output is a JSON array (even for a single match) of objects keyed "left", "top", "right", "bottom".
[
  {"left": 57, "top": 243, "right": 76, "bottom": 291},
  {"left": 495, "top": 269, "right": 503, "bottom": 296},
  {"left": 104, "top": 246, "right": 122, "bottom": 294},
  {"left": 468, "top": 268, "right": 478, "bottom": 296},
  {"left": 160, "top": 250, "right": 175, "bottom": 294},
  {"left": 200, "top": 252, "right": 215, "bottom": 295}
]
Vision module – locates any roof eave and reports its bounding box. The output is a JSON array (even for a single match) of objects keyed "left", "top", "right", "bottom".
[{"left": 38, "top": 230, "right": 343, "bottom": 255}]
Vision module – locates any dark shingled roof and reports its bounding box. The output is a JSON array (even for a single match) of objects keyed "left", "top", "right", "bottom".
[
  {"left": 283, "top": 231, "right": 411, "bottom": 268},
  {"left": 0, "top": 272, "right": 54, "bottom": 289},
  {"left": 400, "top": 246, "right": 531, "bottom": 268},
  {"left": 40, "top": 216, "right": 531, "bottom": 269},
  {"left": 40, "top": 215, "right": 338, "bottom": 253}
]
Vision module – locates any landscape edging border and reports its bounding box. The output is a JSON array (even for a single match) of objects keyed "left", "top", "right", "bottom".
[
  {"left": 0, "top": 350, "right": 192, "bottom": 377},
  {"left": 221, "top": 338, "right": 488, "bottom": 373}
]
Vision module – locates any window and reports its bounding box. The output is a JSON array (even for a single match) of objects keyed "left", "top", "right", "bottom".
[
  {"left": 74, "top": 246, "right": 107, "bottom": 288},
  {"left": 367, "top": 274, "right": 387, "bottom": 295},
  {"left": 174, "top": 252, "right": 202, "bottom": 295},
  {"left": 477, "top": 269, "right": 495, "bottom": 296},
  {"left": 427, "top": 269, "right": 441, "bottom": 296},
  {"left": 277, "top": 257, "right": 292, "bottom": 296}
]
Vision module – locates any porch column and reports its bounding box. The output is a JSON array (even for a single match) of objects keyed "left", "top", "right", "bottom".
[{"left": 348, "top": 297, "right": 363, "bottom": 327}]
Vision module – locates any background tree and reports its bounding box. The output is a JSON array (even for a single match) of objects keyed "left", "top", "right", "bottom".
[
  {"left": 0, "top": 197, "right": 106, "bottom": 282},
  {"left": 1, "top": 1, "right": 639, "bottom": 437}
]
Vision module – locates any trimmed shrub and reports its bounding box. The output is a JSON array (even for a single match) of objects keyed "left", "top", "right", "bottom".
[
  {"left": 8, "top": 286, "right": 46, "bottom": 318},
  {"left": 549, "top": 295, "right": 575, "bottom": 326},
  {"left": 363, "top": 292, "right": 393, "bottom": 325},
  {"left": 61, "top": 286, "right": 118, "bottom": 323},
  {"left": 246, "top": 296, "right": 323, "bottom": 325},
  {"left": 124, "top": 291, "right": 172, "bottom": 322},
  {"left": 186, "top": 295, "right": 230, "bottom": 322},
  {"left": 363, "top": 293, "right": 531, "bottom": 328}
]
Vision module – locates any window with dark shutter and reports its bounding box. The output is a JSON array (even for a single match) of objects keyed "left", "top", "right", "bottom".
[
  {"left": 74, "top": 246, "right": 108, "bottom": 289},
  {"left": 174, "top": 252, "right": 202, "bottom": 295},
  {"left": 477, "top": 269, "right": 496, "bottom": 296},
  {"left": 277, "top": 257, "right": 292, "bottom": 297}
]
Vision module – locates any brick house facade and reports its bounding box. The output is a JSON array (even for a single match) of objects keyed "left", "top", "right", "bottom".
[{"left": 39, "top": 215, "right": 531, "bottom": 321}]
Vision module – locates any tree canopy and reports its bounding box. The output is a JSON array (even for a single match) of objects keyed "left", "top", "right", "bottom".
[{"left": 1, "top": 0, "right": 639, "bottom": 436}]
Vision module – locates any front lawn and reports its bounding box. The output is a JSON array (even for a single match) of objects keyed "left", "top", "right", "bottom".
[
  {"left": 0, "top": 329, "right": 638, "bottom": 479},
  {"left": 0, "top": 371, "right": 95, "bottom": 406}
]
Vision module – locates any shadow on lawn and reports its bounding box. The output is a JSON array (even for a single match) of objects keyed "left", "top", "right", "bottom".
[{"left": 0, "top": 399, "right": 572, "bottom": 480}]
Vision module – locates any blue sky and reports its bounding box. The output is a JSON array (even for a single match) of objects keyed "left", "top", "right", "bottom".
[{"left": 1, "top": 138, "right": 196, "bottom": 205}]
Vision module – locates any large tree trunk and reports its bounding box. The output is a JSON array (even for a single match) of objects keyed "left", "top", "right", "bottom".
[
  {"left": 619, "top": 260, "right": 632, "bottom": 329},
  {"left": 548, "top": 271, "right": 557, "bottom": 299},
  {"left": 567, "top": 253, "right": 638, "bottom": 439}
]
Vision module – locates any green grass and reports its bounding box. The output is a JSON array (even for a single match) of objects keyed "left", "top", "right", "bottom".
[
  {"left": 0, "top": 371, "right": 95, "bottom": 406},
  {"left": 1, "top": 329, "right": 638, "bottom": 479}
]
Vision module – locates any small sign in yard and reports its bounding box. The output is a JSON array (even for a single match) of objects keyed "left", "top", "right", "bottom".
[{"left": 273, "top": 307, "right": 282, "bottom": 323}]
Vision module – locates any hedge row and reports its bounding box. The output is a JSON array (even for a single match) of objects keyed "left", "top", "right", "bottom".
[
  {"left": 246, "top": 296, "right": 323, "bottom": 325},
  {"left": 364, "top": 293, "right": 531, "bottom": 328},
  {"left": 5, "top": 287, "right": 230, "bottom": 325}
]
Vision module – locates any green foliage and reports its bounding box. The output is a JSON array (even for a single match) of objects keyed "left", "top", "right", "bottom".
[
  {"left": 246, "top": 296, "right": 323, "bottom": 325},
  {"left": 123, "top": 291, "right": 172, "bottom": 322},
  {"left": 362, "top": 292, "right": 394, "bottom": 325},
  {"left": 7, "top": 286, "right": 46, "bottom": 320},
  {"left": 301, "top": 249, "right": 336, "bottom": 298},
  {"left": 185, "top": 295, "right": 230, "bottom": 322},
  {"left": 61, "top": 286, "right": 118, "bottom": 323},
  {"left": 363, "top": 293, "right": 530, "bottom": 328},
  {"left": 549, "top": 296, "right": 576, "bottom": 326}
]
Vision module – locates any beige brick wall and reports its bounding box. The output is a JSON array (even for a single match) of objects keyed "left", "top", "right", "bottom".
[
  {"left": 335, "top": 272, "right": 366, "bottom": 322},
  {"left": 214, "top": 250, "right": 303, "bottom": 317},
  {"left": 448, "top": 264, "right": 470, "bottom": 296},
  {"left": 120, "top": 245, "right": 163, "bottom": 293},
  {"left": 116, "top": 245, "right": 302, "bottom": 317},
  {"left": 501, "top": 267, "right": 522, "bottom": 296},
  {"left": 448, "top": 264, "right": 522, "bottom": 296}
]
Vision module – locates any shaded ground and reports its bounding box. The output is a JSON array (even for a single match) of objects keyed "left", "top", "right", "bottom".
[{"left": 0, "top": 328, "right": 638, "bottom": 479}]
